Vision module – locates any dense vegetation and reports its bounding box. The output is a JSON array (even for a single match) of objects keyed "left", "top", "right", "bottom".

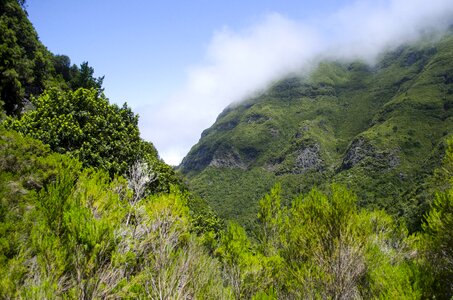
[
  {"left": 0, "top": 0, "right": 105, "bottom": 116},
  {"left": 0, "top": 128, "right": 225, "bottom": 298},
  {"left": 181, "top": 32, "right": 453, "bottom": 232},
  {"left": 0, "top": 0, "right": 452, "bottom": 298},
  {"left": 6, "top": 88, "right": 147, "bottom": 175},
  {"left": 1, "top": 126, "right": 451, "bottom": 298}
]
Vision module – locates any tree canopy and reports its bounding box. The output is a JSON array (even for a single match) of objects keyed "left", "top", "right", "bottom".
[{"left": 6, "top": 88, "right": 143, "bottom": 175}]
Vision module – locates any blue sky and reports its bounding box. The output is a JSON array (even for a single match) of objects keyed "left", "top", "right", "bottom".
[
  {"left": 27, "top": 0, "right": 348, "bottom": 107},
  {"left": 27, "top": 0, "right": 453, "bottom": 165}
]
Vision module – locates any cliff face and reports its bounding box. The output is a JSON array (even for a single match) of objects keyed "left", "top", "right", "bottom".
[{"left": 180, "top": 32, "right": 453, "bottom": 230}]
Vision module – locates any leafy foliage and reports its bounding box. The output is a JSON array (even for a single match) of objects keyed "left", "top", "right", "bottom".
[
  {"left": 211, "top": 183, "right": 426, "bottom": 299},
  {"left": 1, "top": 124, "right": 452, "bottom": 298},
  {"left": 283, "top": 185, "right": 418, "bottom": 298},
  {"left": 0, "top": 145, "right": 228, "bottom": 298},
  {"left": 0, "top": 129, "right": 407, "bottom": 298},
  {"left": 415, "top": 137, "right": 453, "bottom": 298},
  {"left": 0, "top": 0, "right": 55, "bottom": 115},
  {"left": 6, "top": 88, "right": 149, "bottom": 176}
]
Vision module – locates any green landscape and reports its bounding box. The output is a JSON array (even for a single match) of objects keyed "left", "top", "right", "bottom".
[{"left": 1, "top": 0, "right": 452, "bottom": 299}]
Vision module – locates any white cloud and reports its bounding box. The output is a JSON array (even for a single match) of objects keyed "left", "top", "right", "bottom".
[
  {"left": 141, "top": 0, "right": 453, "bottom": 166},
  {"left": 324, "top": 0, "right": 453, "bottom": 62}
]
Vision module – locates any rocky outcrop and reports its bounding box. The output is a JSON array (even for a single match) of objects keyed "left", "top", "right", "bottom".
[
  {"left": 180, "top": 144, "right": 249, "bottom": 172},
  {"left": 179, "top": 145, "right": 214, "bottom": 172},
  {"left": 340, "top": 137, "right": 399, "bottom": 171},
  {"left": 341, "top": 138, "right": 372, "bottom": 170},
  {"left": 293, "top": 143, "right": 323, "bottom": 174},
  {"left": 208, "top": 148, "right": 247, "bottom": 169},
  {"left": 245, "top": 113, "right": 270, "bottom": 124}
]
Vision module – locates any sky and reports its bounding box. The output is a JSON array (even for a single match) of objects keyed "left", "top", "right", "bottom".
[{"left": 27, "top": 0, "right": 453, "bottom": 165}]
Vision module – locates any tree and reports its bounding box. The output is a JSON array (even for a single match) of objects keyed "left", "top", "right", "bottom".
[
  {"left": 419, "top": 188, "right": 453, "bottom": 298},
  {"left": 216, "top": 222, "right": 264, "bottom": 299},
  {"left": 282, "top": 184, "right": 418, "bottom": 299},
  {"left": 17, "top": 0, "right": 27, "bottom": 10},
  {"left": 69, "top": 62, "right": 104, "bottom": 94},
  {"left": 124, "top": 160, "right": 156, "bottom": 230},
  {"left": 417, "top": 137, "right": 453, "bottom": 299},
  {"left": 257, "top": 183, "right": 285, "bottom": 256},
  {"left": 52, "top": 54, "right": 72, "bottom": 82},
  {"left": 5, "top": 85, "right": 182, "bottom": 190},
  {"left": 115, "top": 191, "right": 227, "bottom": 299},
  {"left": 0, "top": 0, "right": 55, "bottom": 114},
  {"left": 6, "top": 88, "right": 144, "bottom": 175}
]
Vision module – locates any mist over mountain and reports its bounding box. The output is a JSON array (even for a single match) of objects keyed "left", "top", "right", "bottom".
[
  {"left": 180, "top": 30, "right": 453, "bottom": 231},
  {"left": 144, "top": 0, "right": 453, "bottom": 165}
]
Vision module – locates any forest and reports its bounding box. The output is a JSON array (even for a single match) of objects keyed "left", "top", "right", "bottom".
[{"left": 0, "top": 0, "right": 452, "bottom": 299}]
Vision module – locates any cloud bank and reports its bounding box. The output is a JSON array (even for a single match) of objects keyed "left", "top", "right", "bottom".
[{"left": 141, "top": 0, "right": 453, "bottom": 165}]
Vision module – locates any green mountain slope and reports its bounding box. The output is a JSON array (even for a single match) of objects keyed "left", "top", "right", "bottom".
[{"left": 180, "top": 32, "right": 453, "bottom": 230}]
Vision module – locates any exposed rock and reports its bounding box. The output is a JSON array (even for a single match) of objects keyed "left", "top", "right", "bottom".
[
  {"left": 209, "top": 148, "right": 247, "bottom": 170},
  {"left": 340, "top": 137, "right": 400, "bottom": 171},
  {"left": 263, "top": 163, "right": 279, "bottom": 172},
  {"left": 24, "top": 177, "right": 42, "bottom": 190},
  {"left": 179, "top": 145, "right": 214, "bottom": 172},
  {"left": 341, "top": 138, "right": 372, "bottom": 170},
  {"left": 246, "top": 113, "right": 270, "bottom": 124},
  {"left": 215, "top": 120, "right": 239, "bottom": 131},
  {"left": 264, "top": 156, "right": 284, "bottom": 172},
  {"left": 293, "top": 143, "right": 323, "bottom": 174},
  {"left": 387, "top": 154, "right": 400, "bottom": 168}
]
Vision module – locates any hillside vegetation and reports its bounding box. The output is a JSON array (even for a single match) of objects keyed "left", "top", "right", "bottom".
[
  {"left": 0, "top": 1, "right": 452, "bottom": 298},
  {"left": 181, "top": 32, "right": 453, "bottom": 231}
]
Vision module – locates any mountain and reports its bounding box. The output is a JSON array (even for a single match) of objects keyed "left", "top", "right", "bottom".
[{"left": 180, "top": 31, "right": 453, "bottom": 231}]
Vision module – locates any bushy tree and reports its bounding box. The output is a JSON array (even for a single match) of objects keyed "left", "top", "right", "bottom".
[
  {"left": 419, "top": 188, "right": 453, "bottom": 298},
  {"left": 257, "top": 183, "right": 285, "bottom": 256},
  {"left": 52, "top": 54, "right": 72, "bottom": 82},
  {"left": 6, "top": 88, "right": 144, "bottom": 175},
  {"left": 216, "top": 222, "right": 264, "bottom": 299},
  {"left": 116, "top": 190, "right": 227, "bottom": 298},
  {"left": 4, "top": 87, "right": 182, "bottom": 193},
  {"left": 68, "top": 62, "right": 104, "bottom": 94},
  {"left": 1, "top": 123, "right": 449, "bottom": 298},
  {"left": 283, "top": 185, "right": 420, "bottom": 298},
  {"left": 416, "top": 137, "right": 453, "bottom": 299},
  {"left": 0, "top": 128, "right": 80, "bottom": 299}
]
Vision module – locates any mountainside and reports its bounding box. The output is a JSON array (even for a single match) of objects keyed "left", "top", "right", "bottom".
[{"left": 180, "top": 32, "right": 453, "bottom": 230}]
